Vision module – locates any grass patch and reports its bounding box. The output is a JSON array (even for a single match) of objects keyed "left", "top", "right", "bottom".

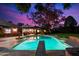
[{"left": 56, "top": 33, "right": 79, "bottom": 38}]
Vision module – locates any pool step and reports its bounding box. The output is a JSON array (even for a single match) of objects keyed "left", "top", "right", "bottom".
[{"left": 35, "top": 41, "right": 46, "bottom": 56}]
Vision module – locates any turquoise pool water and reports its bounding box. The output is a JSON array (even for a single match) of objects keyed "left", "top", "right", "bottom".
[{"left": 13, "top": 35, "right": 70, "bottom": 50}]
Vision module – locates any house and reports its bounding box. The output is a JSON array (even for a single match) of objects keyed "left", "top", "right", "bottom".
[
  {"left": 22, "top": 26, "right": 47, "bottom": 35},
  {"left": 0, "top": 18, "right": 18, "bottom": 37},
  {"left": 0, "top": 18, "right": 47, "bottom": 37}
]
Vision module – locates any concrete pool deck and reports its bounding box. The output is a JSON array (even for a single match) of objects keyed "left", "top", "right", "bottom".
[
  {"left": 0, "top": 36, "right": 65, "bottom": 56},
  {"left": 0, "top": 50, "right": 65, "bottom": 56},
  {"left": 0, "top": 37, "right": 66, "bottom": 56},
  {"left": 0, "top": 35, "right": 79, "bottom": 56},
  {"left": 35, "top": 41, "right": 46, "bottom": 56},
  {"left": 0, "top": 37, "right": 18, "bottom": 49},
  {"left": 53, "top": 35, "right": 79, "bottom": 47}
]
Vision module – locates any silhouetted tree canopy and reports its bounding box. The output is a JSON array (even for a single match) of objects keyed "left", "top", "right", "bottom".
[
  {"left": 16, "top": 3, "right": 71, "bottom": 13},
  {"left": 17, "top": 23, "right": 24, "bottom": 27},
  {"left": 32, "top": 4, "right": 63, "bottom": 29},
  {"left": 35, "top": 3, "right": 45, "bottom": 11},
  {"left": 16, "top": 3, "right": 31, "bottom": 13},
  {"left": 16, "top": 3, "right": 71, "bottom": 31},
  {"left": 64, "top": 16, "right": 77, "bottom": 27},
  {"left": 63, "top": 3, "right": 71, "bottom": 9}
]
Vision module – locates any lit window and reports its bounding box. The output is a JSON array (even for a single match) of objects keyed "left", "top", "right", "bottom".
[
  {"left": 22, "top": 29, "right": 26, "bottom": 32},
  {"left": 4, "top": 28, "right": 11, "bottom": 34},
  {"left": 12, "top": 28, "right": 17, "bottom": 32},
  {"left": 29, "top": 29, "right": 33, "bottom": 32},
  {"left": 22, "top": 29, "right": 28, "bottom": 32},
  {"left": 37, "top": 30, "right": 40, "bottom": 32},
  {"left": 44, "top": 30, "right": 46, "bottom": 32}
]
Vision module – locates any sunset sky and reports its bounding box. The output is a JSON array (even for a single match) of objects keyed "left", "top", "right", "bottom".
[{"left": 0, "top": 3, "right": 79, "bottom": 26}]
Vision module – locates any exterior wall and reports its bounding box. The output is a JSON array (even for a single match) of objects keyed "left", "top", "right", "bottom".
[
  {"left": 0, "top": 27, "right": 47, "bottom": 37},
  {"left": 22, "top": 28, "right": 47, "bottom": 35},
  {"left": 22, "top": 28, "right": 40, "bottom": 35},
  {"left": 0, "top": 27, "right": 18, "bottom": 37}
]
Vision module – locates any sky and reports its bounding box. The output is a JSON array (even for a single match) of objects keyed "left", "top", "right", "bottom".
[
  {"left": 0, "top": 3, "right": 79, "bottom": 26},
  {"left": 0, "top": 4, "right": 36, "bottom": 26}
]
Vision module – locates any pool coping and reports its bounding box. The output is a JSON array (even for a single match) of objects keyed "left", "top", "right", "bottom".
[
  {"left": 45, "top": 35, "right": 72, "bottom": 47},
  {"left": 12, "top": 37, "right": 28, "bottom": 49},
  {"left": 12, "top": 35, "right": 70, "bottom": 51},
  {"left": 12, "top": 35, "right": 41, "bottom": 49},
  {"left": 0, "top": 50, "right": 66, "bottom": 56}
]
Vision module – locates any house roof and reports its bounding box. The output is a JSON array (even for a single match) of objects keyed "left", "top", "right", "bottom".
[
  {"left": 22, "top": 26, "right": 46, "bottom": 29},
  {"left": 0, "top": 18, "right": 16, "bottom": 27}
]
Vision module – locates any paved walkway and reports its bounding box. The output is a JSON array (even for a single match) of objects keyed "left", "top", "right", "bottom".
[
  {"left": 35, "top": 41, "right": 46, "bottom": 56},
  {"left": 0, "top": 37, "right": 18, "bottom": 49},
  {"left": 0, "top": 36, "right": 66, "bottom": 56}
]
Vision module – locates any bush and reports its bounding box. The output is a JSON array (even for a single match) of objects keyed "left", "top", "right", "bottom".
[{"left": 0, "top": 32, "right": 4, "bottom": 37}]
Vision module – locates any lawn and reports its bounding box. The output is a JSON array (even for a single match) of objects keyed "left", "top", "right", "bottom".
[{"left": 55, "top": 33, "right": 79, "bottom": 38}]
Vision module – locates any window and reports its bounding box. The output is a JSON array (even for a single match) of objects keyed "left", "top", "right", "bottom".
[
  {"left": 22, "top": 29, "right": 28, "bottom": 33},
  {"left": 4, "top": 28, "right": 11, "bottom": 34},
  {"left": 12, "top": 28, "right": 17, "bottom": 32}
]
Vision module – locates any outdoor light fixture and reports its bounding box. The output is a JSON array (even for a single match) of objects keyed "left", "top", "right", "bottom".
[
  {"left": 37, "top": 36, "right": 39, "bottom": 39},
  {"left": 37, "top": 30, "right": 40, "bottom": 32}
]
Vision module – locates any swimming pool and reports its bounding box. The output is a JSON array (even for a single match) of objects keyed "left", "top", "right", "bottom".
[{"left": 13, "top": 35, "right": 70, "bottom": 50}]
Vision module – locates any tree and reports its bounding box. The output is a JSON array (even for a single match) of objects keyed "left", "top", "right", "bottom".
[
  {"left": 63, "top": 3, "right": 71, "bottom": 9},
  {"left": 64, "top": 16, "right": 77, "bottom": 27},
  {"left": 64, "top": 16, "right": 77, "bottom": 33},
  {"left": 16, "top": 3, "right": 71, "bottom": 12},
  {"left": 16, "top": 3, "right": 31, "bottom": 13},
  {"left": 16, "top": 3, "right": 72, "bottom": 33},
  {"left": 17, "top": 23, "right": 24, "bottom": 27},
  {"left": 31, "top": 4, "right": 63, "bottom": 33}
]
